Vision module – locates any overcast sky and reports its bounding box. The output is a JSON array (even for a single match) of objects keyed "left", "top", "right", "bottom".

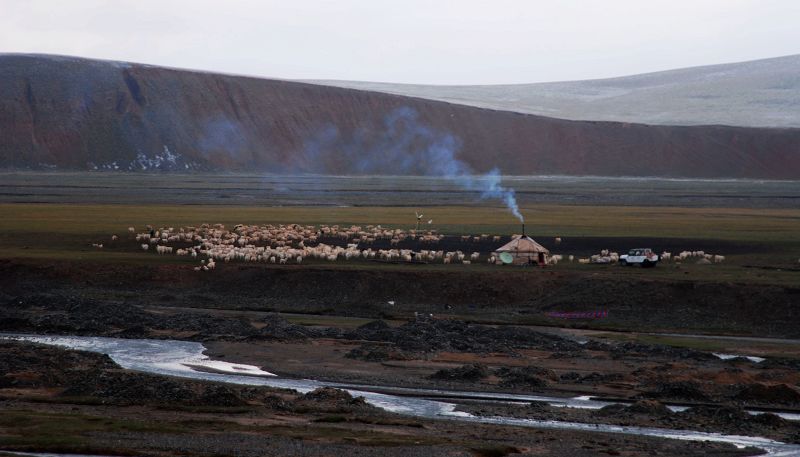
[{"left": 1, "top": 0, "right": 798, "bottom": 84}]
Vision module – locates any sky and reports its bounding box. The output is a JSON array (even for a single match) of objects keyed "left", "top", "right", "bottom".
[{"left": 1, "top": 0, "right": 798, "bottom": 85}]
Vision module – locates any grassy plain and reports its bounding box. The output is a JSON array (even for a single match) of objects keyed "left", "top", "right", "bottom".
[
  {"left": 2, "top": 201, "right": 799, "bottom": 286},
  {"left": 5, "top": 203, "right": 800, "bottom": 245}
]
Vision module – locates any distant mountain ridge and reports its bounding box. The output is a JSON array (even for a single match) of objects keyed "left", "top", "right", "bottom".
[
  {"left": 1, "top": 53, "right": 799, "bottom": 179},
  {"left": 306, "top": 55, "right": 800, "bottom": 128}
]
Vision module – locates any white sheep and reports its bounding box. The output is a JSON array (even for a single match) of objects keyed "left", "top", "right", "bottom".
[
  {"left": 713, "top": 255, "right": 725, "bottom": 263},
  {"left": 132, "top": 222, "right": 458, "bottom": 268},
  {"left": 141, "top": 244, "right": 149, "bottom": 251}
]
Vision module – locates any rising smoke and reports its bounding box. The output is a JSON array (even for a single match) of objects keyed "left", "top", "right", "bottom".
[
  {"left": 198, "top": 116, "right": 248, "bottom": 161},
  {"left": 301, "top": 106, "right": 523, "bottom": 222}
]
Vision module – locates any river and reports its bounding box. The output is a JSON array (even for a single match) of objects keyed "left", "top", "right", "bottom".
[{"left": 3, "top": 334, "right": 799, "bottom": 457}]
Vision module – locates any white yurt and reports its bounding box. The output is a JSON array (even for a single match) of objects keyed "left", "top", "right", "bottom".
[{"left": 495, "top": 234, "right": 550, "bottom": 265}]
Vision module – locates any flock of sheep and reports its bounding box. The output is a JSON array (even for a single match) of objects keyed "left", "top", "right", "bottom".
[
  {"left": 666, "top": 250, "right": 726, "bottom": 264},
  {"left": 573, "top": 249, "right": 725, "bottom": 265},
  {"left": 98, "top": 224, "right": 729, "bottom": 270},
  {"left": 125, "top": 223, "right": 497, "bottom": 270}
]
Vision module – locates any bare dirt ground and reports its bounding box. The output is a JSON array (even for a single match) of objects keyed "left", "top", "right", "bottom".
[{"left": 2, "top": 254, "right": 798, "bottom": 338}]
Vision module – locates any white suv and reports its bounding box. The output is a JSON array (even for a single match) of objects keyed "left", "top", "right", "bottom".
[{"left": 619, "top": 248, "right": 659, "bottom": 268}]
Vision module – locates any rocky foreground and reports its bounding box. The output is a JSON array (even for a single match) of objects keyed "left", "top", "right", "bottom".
[
  {"left": 2, "top": 289, "right": 800, "bottom": 448},
  {"left": 0, "top": 340, "right": 761, "bottom": 457}
]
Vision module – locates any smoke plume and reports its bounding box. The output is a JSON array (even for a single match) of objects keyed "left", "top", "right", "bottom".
[{"left": 300, "top": 106, "right": 524, "bottom": 222}]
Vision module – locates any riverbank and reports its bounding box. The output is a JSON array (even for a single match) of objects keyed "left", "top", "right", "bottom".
[
  {"left": 4, "top": 292, "right": 800, "bottom": 414},
  {"left": 0, "top": 339, "right": 764, "bottom": 457},
  {"left": 3, "top": 301, "right": 800, "bottom": 447}
]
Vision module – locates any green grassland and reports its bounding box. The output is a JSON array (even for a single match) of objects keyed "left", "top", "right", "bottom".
[
  {"left": 4, "top": 172, "right": 799, "bottom": 264},
  {"left": 2, "top": 202, "right": 799, "bottom": 285},
  {"left": 3, "top": 203, "right": 800, "bottom": 251},
  {"left": 5, "top": 202, "right": 800, "bottom": 240}
]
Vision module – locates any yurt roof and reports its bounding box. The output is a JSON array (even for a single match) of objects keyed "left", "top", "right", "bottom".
[{"left": 495, "top": 235, "right": 550, "bottom": 254}]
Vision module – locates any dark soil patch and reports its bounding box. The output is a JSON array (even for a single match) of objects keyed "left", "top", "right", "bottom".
[
  {"left": 429, "top": 364, "right": 490, "bottom": 382},
  {"left": 2, "top": 257, "right": 798, "bottom": 338}
]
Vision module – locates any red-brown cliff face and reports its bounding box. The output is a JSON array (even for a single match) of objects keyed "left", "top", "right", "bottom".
[{"left": 1, "top": 54, "right": 798, "bottom": 178}]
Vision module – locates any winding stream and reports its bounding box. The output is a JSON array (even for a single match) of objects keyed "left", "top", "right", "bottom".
[{"left": 3, "top": 334, "right": 800, "bottom": 456}]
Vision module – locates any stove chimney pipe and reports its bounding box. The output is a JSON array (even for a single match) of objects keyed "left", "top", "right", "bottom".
[{"left": 522, "top": 223, "right": 525, "bottom": 237}]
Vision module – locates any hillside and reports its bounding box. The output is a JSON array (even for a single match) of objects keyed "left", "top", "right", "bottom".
[
  {"left": 1, "top": 53, "right": 799, "bottom": 178},
  {"left": 307, "top": 55, "right": 800, "bottom": 128}
]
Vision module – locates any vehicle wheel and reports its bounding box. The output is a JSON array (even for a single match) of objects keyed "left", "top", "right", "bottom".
[
  {"left": 619, "top": 260, "right": 627, "bottom": 266},
  {"left": 642, "top": 260, "right": 653, "bottom": 268}
]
